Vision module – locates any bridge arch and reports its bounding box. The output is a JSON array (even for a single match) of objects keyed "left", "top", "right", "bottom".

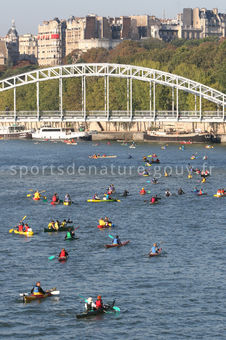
[{"left": 0, "top": 63, "right": 225, "bottom": 122}]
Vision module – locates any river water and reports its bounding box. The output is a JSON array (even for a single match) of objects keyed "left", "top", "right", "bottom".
[{"left": 0, "top": 140, "right": 225, "bottom": 340}]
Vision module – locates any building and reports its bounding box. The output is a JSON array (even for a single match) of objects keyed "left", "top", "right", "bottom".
[
  {"left": 38, "top": 18, "right": 66, "bottom": 66},
  {"left": 19, "top": 34, "right": 38, "bottom": 63}
]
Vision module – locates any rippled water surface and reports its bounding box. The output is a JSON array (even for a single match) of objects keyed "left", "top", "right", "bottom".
[{"left": 0, "top": 140, "right": 225, "bottom": 340}]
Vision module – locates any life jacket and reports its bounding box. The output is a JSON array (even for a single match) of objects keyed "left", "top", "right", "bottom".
[
  {"left": 199, "top": 190, "right": 203, "bottom": 195},
  {"left": 59, "top": 249, "right": 66, "bottom": 257},
  {"left": 24, "top": 225, "right": 29, "bottom": 232},
  {"left": 55, "top": 222, "right": 59, "bottom": 230},
  {"left": 66, "top": 231, "right": 72, "bottom": 239},
  {"left": 52, "top": 195, "right": 57, "bottom": 202},
  {"left": 34, "top": 192, "right": 40, "bottom": 199},
  {"left": 99, "top": 219, "right": 105, "bottom": 226},
  {"left": 95, "top": 299, "right": 103, "bottom": 309},
  {"left": 140, "top": 189, "right": 146, "bottom": 195},
  {"left": 33, "top": 286, "right": 43, "bottom": 296},
  {"left": 151, "top": 246, "right": 157, "bottom": 254},
  {"left": 151, "top": 197, "right": 156, "bottom": 203},
  {"left": 48, "top": 222, "right": 53, "bottom": 229},
  {"left": 18, "top": 225, "right": 23, "bottom": 232},
  {"left": 113, "top": 238, "right": 118, "bottom": 245}
]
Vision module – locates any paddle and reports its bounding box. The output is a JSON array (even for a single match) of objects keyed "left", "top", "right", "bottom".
[
  {"left": 108, "top": 234, "right": 114, "bottom": 239},
  {"left": 48, "top": 255, "right": 55, "bottom": 260},
  {"left": 9, "top": 215, "right": 27, "bottom": 233}
]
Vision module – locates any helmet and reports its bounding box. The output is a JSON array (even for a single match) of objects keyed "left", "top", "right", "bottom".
[
  {"left": 87, "top": 297, "right": 93, "bottom": 303},
  {"left": 153, "top": 243, "right": 157, "bottom": 246},
  {"left": 97, "top": 295, "right": 101, "bottom": 300}
]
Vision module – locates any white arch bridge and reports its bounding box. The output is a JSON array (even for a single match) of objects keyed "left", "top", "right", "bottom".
[{"left": 0, "top": 63, "right": 225, "bottom": 122}]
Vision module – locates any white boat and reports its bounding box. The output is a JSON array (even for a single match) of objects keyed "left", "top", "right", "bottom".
[
  {"left": 0, "top": 125, "right": 32, "bottom": 139},
  {"left": 32, "top": 127, "right": 91, "bottom": 140}
]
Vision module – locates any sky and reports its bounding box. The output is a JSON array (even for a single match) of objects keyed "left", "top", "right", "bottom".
[{"left": 0, "top": 0, "right": 226, "bottom": 36}]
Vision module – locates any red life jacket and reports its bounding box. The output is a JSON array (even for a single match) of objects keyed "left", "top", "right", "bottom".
[
  {"left": 24, "top": 226, "right": 29, "bottom": 232},
  {"left": 95, "top": 299, "right": 103, "bottom": 309},
  {"left": 52, "top": 195, "right": 57, "bottom": 202},
  {"left": 18, "top": 225, "right": 23, "bottom": 232},
  {"left": 151, "top": 197, "right": 156, "bottom": 203},
  {"left": 59, "top": 250, "right": 66, "bottom": 257}
]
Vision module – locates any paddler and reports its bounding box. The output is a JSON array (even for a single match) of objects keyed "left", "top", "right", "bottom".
[
  {"left": 24, "top": 223, "right": 31, "bottom": 232},
  {"left": 165, "top": 189, "right": 171, "bottom": 197},
  {"left": 54, "top": 220, "right": 60, "bottom": 230},
  {"left": 33, "top": 190, "right": 41, "bottom": 200},
  {"left": 140, "top": 187, "right": 146, "bottom": 195},
  {"left": 17, "top": 222, "right": 24, "bottom": 232},
  {"left": 151, "top": 178, "right": 158, "bottom": 184},
  {"left": 150, "top": 243, "right": 159, "bottom": 255},
  {"left": 48, "top": 220, "right": 55, "bottom": 229},
  {"left": 31, "top": 281, "right": 46, "bottom": 296},
  {"left": 61, "top": 219, "right": 67, "bottom": 227},
  {"left": 52, "top": 193, "right": 60, "bottom": 204},
  {"left": 93, "top": 193, "right": 100, "bottom": 200},
  {"left": 95, "top": 295, "right": 104, "bottom": 310},
  {"left": 65, "top": 228, "right": 74, "bottom": 240},
  {"left": 58, "top": 248, "right": 68, "bottom": 259},
  {"left": 150, "top": 195, "right": 158, "bottom": 204},
  {"left": 122, "top": 190, "right": 129, "bottom": 197},
  {"left": 85, "top": 297, "right": 96, "bottom": 311},
  {"left": 112, "top": 235, "right": 121, "bottom": 245},
  {"left": 64, "top": 193, "right": 71, "bottom": 204},
  {"left": 178, "top": 188, "right": 185, "bottom": 195}
]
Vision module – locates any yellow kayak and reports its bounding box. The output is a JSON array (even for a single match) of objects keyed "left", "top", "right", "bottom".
[
  {"left": 213, "top": 194, "right": 226, "bottom": 198},
  {"left": 63, "top": 201, "right": 71, "bottom": 206},
  {"left": 87, "top": 199, "right": 120, "bottom": 203},
  {"left": 11, "top": 229, "right": 34, "bottom": 237}
]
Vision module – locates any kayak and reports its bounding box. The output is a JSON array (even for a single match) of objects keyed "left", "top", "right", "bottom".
[
  {"left": 76, "top": 302, "right": 119, "bottom": 319},
  {"left": 51, "top": 200, "right": 62, "bottom": 205},
  {"left": 97, "top": 224, "right": 114, "bottom": 229},
  {"left": 64, "top": 237, "right": 79, "bottom": 241},
  {"left": 12, "top": 229, "right": 34, "bottom": 237},
  {"left": 213, "top": 194, "right": 226, "bottom": 198},
  {"left": 89, "top": 155, "right": 117, "bottom": 159},
  {"left": 58, "top": 256, "right": 68, "bottom": 262},
  {"left": 32, "top": 197, "right": 40, "bottom": 201},
  {"left": 196, "top": 193, "right": 207, "bottom": 196},
  {"left": 87, "top": 199, "right": 120, "bottom": 203},
  {"left": 63, "top": 201, "right": 71, "bottom": 206},
  {"left": 149, "top": 248, "right": 162, "bottom": 257},
  {"left": 44, "top": 226, "right": 74, "bottom": 232},
  {"left": 105, "top": 240, "right": 130, "bottom": 248},
  {"left": 22, "top": 289, "right": 58, "bottom": 303}
]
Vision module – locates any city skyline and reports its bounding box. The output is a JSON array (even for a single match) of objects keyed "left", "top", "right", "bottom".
[{"left": 1, "top": 0, "right": 226, "bottom": 36}]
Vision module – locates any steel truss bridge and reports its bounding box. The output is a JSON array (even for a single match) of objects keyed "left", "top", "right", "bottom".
[{"left": 0, "top": 63, "right": 225, "bottom": 123}]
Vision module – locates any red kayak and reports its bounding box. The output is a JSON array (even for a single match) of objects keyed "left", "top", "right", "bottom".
[
  {"left": 105, "top": 240, "right": 130, "bottom": 248},
  {"left": 149, "top": 248, "right": 162, "bottom": 257}
]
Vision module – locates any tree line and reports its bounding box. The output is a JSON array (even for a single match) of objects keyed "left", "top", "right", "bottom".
[{"left": 0, "top": 38, "right": 225, "bottom": 112}]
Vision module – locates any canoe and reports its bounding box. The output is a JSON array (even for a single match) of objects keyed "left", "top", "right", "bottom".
[
  {"left": 105, "top": 240, "right": 130, "bottom": 248},
  {"left": 44, "top": 226, "right": 74, "bottom": 232},
  {"left": 12, "top": 229, "right": 34, "bottom": 236},
  {"left": 63, "top": 201, "right": 71, "bottom": 206},
  {"left": 149, "top": 248, "right": 162, "bottom": 257},
  {"left": 87, "top": 199, "right": 120, "bottom": 203}
]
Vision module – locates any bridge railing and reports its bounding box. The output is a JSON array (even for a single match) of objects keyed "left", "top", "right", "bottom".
[{"left": 0, "top": 110, "right": 224, "bottom": 122}]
